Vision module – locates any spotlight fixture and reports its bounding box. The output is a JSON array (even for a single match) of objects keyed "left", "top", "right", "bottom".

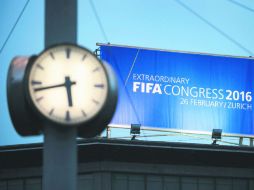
[
  {"left": 130, "top": 124, "right": 141, "bottom": 140},
  {"left": 212, "top": 129, "right": 222, "bottom": 145}
]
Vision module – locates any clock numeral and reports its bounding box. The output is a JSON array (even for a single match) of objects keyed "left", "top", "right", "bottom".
[
  {"left": 65, "top": 111, "right": 71, "bottom": 121},
  {"left": 36, "top": 64, "right": 44, "bottom": 70},
  {"left": 81, "top": 110, "right": 87, "bottom": 117},
  {"left": 92, "top": 99, "right": 99, "bottom": 105},
  {"left": 94, "top": 84, "right": 104, "bottom": 88},
  {"left": 92, "top": 67, "right": 100, "bottom": 72},
  {"left": 66, "top": 48, "right": 71, "bottom": 59},
  {"left": 49, "top": 108, "right": 54, "bottom": 116},
  {"left": 82, "top": 54, "right": 87, "bottom": 61},
  {"left": 49, "top": 52, "right": 55, "bottom": 60},
  {"left": 36, "top": 96, "right": 44, "bottom": 102},
  {"left": 31, "top": 80, "right": 42, "bottom": 85}
]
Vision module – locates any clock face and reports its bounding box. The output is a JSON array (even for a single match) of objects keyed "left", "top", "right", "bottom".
[{"left": 27, "top": 44, "right": 109, "bottom": 125}]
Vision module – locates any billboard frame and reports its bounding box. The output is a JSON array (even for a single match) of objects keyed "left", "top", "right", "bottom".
[
  {"left": 97, "top": 43, "right": 254, "bottom": 60},
  {"left": 97, "top": 43, "right": 254, "bottom": 139}
]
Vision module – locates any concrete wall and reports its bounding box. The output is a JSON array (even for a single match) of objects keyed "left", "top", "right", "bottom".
[
  {"left": 1, "top": 139, "right": 254, "bottom": 190},
  {"left": 1, "top": 161, "right": 254, "bottom": 190}
]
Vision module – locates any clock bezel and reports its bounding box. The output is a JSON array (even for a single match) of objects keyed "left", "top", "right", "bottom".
[{"left": 24, "top": 43, "right": 112, "bottom": 128}]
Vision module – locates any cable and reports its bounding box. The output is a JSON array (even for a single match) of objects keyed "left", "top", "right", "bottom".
[
  {"left": 174, "top": 0, "right": 254, "bottom": 56},
  {"left": 107, "top": 47, "right": 142, "bottom": 125},
  {"left": 0, "top": 0, "right": 30, "bottom": 55},
  {"left": 124, "top": 49, "right": 140, "bottom": 86},
  {"left": 227, "top": 0, "right": 254, "bottom": 14},
  {"left": 89, "top": 0, "right": 109, "bottom": 43},
  {"left": 122, "top": 48, "right": 149, "bottom": 140},
  {"left": 89, "top": 0, "right": 142, "bottom": 138}
]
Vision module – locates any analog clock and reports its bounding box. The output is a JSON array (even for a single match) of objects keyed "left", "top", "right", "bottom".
[
  {"left": 7, "top": 44, "right": 117, "bottom": 137},
  {"left": 24, "top": 44, "right": 117, "bottom": 129}
]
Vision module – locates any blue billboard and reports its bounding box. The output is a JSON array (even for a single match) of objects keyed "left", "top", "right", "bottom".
[{"left": 99, "top": 44, "right": 254, "bottom": 136}]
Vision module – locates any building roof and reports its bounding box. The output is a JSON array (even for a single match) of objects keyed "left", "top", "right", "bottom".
[{"left": 1, "top": 138, "right": 254, "bottom": 170}]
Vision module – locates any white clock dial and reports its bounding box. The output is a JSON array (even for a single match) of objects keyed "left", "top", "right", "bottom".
[{"left": 27, "top": 45, "right": 108, "bottom": 125}]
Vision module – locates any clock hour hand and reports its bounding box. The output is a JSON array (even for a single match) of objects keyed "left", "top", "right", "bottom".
[
  {"left": 34, "top": 81, "right": 76, "bottom": 92},
  {"left": 64, "top": 76, "right": 75, "bottom": 107}
]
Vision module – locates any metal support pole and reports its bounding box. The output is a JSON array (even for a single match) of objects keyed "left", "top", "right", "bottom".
[
  {"left": 45, "top": 0, "right": 77, "bottom": 46},
  {"left": 43, "top": 0, "right": 77, "bottom": 190},
  {"left": 239, "top": 137, "right": 244, "bottom": 146},
  {"left": 250, "top": 138, "right": 254, "bottom": 147},
  {"left": 43, "top": 127, "right": 77, "bottom": 190},
  {"left": 106, "top": 126, "right": 111, "bottom": 138}
]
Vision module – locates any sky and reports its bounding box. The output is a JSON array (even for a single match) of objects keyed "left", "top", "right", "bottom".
[{"left": 0, "top": 0, "right": 254, "bottom": 146}]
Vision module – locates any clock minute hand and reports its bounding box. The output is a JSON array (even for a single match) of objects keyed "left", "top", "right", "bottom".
[{"left": 34, "top": 81, "right": 76, "bottom": 92}]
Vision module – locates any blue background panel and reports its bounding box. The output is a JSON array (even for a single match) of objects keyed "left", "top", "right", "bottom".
[{"left": 100, "top": 45, "right": 254, "bottom": 135}]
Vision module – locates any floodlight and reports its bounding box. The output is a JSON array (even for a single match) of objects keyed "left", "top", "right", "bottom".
[
  {"left": 212, "top": 129, "right": 222, "bottom": 145},
  {"left": 130, "top": 124, "right": 141, "bottom": 140}
]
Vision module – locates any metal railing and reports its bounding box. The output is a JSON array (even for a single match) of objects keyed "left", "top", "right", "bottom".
[{"left": 106, "top": 124, "right": 254, "bottom": 147}]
